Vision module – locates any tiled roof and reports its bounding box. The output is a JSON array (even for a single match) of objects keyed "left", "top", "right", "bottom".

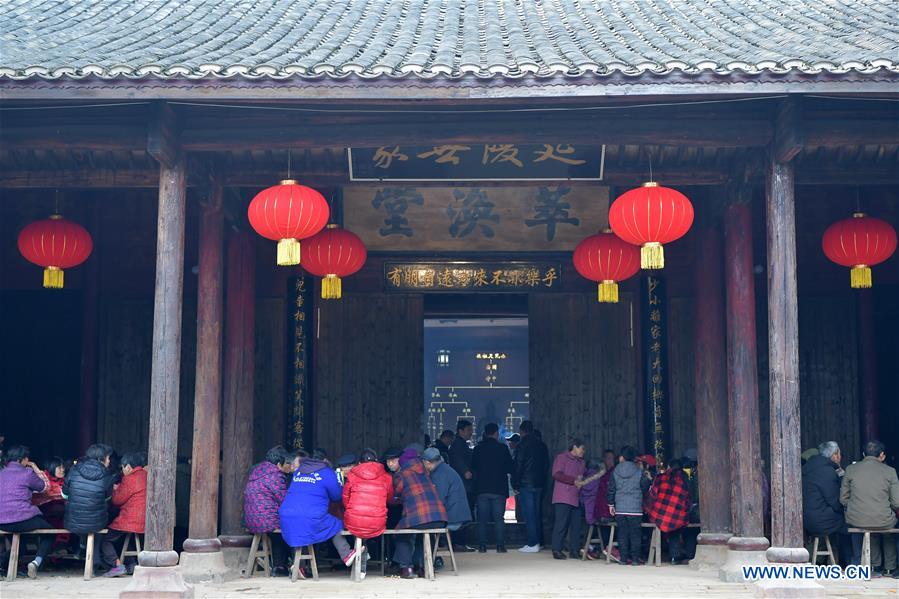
[{"left": 1, "top": 0, "right": 897, "bottom": 81}]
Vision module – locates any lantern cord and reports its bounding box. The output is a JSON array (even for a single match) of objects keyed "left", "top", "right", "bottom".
[
  {"left": 287, "top": 149, "right": 292, "bottom": 179},
  {"left": 647, "top": 150, "right": 654, "bottom": 183},
  {"left": 855, "top": 186, "right": 861, "bottom": 213},
  {"left": 54, "top": 189, "right": 60, "bottom": 216}
]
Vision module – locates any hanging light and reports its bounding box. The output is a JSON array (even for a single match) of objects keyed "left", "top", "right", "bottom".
[
  {"left": 17, "top": 214, "right": 93, "bottom": 289},
  {"left": 608, "top": 182, "right": 694, "bottom": 269},
  {"left": 822, "top": 213, "right": 896, "bottom": 288},
  {"left": 247, "top": 179, "right": 330, "bottom": 266},
  {"left": 300, "top": 224, "right": 367, "bottom": 299},
  {"left": 573, "top": 230, "right": 641, "bottom": 302}
]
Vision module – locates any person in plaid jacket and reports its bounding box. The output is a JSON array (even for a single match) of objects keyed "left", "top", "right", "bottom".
[
  {"left": 392, "top": 455, "right": 448, "bottom": 578},
  {"left": 646, "top": 458, "right": 692, "bottom": 564}
]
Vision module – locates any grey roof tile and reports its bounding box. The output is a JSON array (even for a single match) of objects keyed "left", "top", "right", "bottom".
[{"left": 0, "top": 0, "right": 896, "bottom": 80}]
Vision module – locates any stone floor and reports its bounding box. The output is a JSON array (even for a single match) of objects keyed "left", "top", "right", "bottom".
[{"left": 1, "top": 551, "right": 896, "bottom": 598}]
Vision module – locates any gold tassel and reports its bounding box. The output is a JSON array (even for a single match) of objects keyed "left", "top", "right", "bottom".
[
  {"left": 641, "top": 242, "right": 664, "bottom": 269},
  {"left": 321, "top": 274, "right": 342, "bottom": 299},
  {"left": 276, "top": 238, "right": 301, "bottom": 266},
  {"left": 43, "top": 266, "right": 64, "bottom": 289},
  {"left": 598, "top": 280, "right": 619, "bottom": 303},
  {"left": 850, "top": 265, "right": 872, "bottom": 289}
]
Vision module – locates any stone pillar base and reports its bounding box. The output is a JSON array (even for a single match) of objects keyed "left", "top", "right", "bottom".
[
  {"left": 691, "top": 543, "right": 729, "bottom": 570},
  {"left": 119, "top": 566, "right": 194, "bottom": 599},
  {"left": 754, "top": 578, "right": 825, "bottom": 598},
  {"left": 218, "top": 535, "right": 252, "bottom": 578},
  {"left": 719, "top": 537, "right": 771, "bottom": 582},
  {"left": 178, "top": 551, "right": 228, "bottom": 584}
]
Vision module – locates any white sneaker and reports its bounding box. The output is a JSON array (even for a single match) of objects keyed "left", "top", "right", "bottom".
[{"left": 518, "top": 544, "right": 540, "bottom": 553}]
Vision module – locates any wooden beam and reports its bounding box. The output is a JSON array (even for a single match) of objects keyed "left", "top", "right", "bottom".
[
  {"left": 804, "top": 118, "right": 899, "bottom": 147},
  {"left": 774, "top": 97, "right": 803, "bottom": 163},
  {"left": 764, "top": 153, "right": 806, "bottom": 562},
  {"left": 148, "top": 101, "right": 181, "bottom": 168}
]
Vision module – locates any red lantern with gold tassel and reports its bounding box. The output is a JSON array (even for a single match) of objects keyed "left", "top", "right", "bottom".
[
  {"left": 608, "top": 182, "right": 694, "bottom": 269},
  {"left": 300, "top": 224, "right": 367, "bottom": 299},
  {"left": 17, "top": 214, "right": 93, "bottom": 289},
  {"left": 247, "top": 179, "right": 330, "bottom": 266},
  {"left": 822, "top": 213, "right": 896, "bottom": 288},
  {"left": 573, "top": 230, "right": 641, "bottom": 302}
]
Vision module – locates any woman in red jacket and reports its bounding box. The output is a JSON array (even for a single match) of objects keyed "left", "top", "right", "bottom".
[
  {"left": 343, "top": 448, "right": 394, "bottom": 540},
  {"left": 100, "top": 452, "right": 147, "bottom": 577}
]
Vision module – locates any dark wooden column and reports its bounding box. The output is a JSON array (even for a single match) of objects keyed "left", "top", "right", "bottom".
[
  {"left": 692, "top": 217, "right": 732, "bottom": 556},
  {"left": 723, "top": 186, "right": 769, "bottom": 555},
  {"left": 857, "top": 290, "right": 879, "bottom": 441},
  {"left": 78, "top": 196, "right": 100, "bottom": 454},
  {"left": 764, "top": 153, "right": 807, "bottom": 563},
  {"left": 141, "top": 150, "right": 187, "bottom": 566},
  {"left": 219, "top": 230, "right": 256, "bottom": 544},
  {"left": 183, "top": 184, "right": 224, "bottom": 554}
]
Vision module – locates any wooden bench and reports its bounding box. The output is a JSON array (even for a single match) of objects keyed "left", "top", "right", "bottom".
[
  {"left": 378, "top": 528, "right": 451, "bottom": 580},
  {"left": 847, "top": 527, "right": 899, "bottom": 569},
  {"left": 1, "top": 528, "right": 107, "bottom": 582},
  {"left": 600, "top": 521, "right": 700, "bottom": 566}
]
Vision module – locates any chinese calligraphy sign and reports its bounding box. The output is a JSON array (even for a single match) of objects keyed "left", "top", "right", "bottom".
[
  {"left": 641, "top": 275, "right": 671, "bottom": 467},
  {"left": 344, "top": 185, "right": 609, "bottom": 251},
  {"left": 349, "top": 144, "right": 604, "bottom": 181},
  {"left": 385, "top": 262, "right": 561, "bottom": 293},
  {"left": 289, "top": 277, "right": 313, "bottom": 450}
]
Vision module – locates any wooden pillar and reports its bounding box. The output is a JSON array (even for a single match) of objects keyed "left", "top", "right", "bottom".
[
  {"left": 78, "top": 197, "right": 100, "bottom": 454},
  {"left": 692, "top": 219, "right": 732, "bottom": 559},
  {"left": 141, "top": 154, "right": 187, "bottom": 566},
  {"left": 765, "top": 155, "right": 807, "bottom": 563},
  {"left": 723, "top": 187, "right": 769, "bottom": 554},
  {"left": 219, "top": 230, "right": 256, "bottom": 543},
  {"left": 183, "top": 184, "right": 224, "bottom": 554},
  {"left": 857, "top": 290, "right": 878, "bottom": 442}
]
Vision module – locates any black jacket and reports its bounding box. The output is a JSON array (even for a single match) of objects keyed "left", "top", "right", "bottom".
[
  {"left": 512, "top": 434, "right": 550, "bottom": 490},
  {"left": 802, "top": 454, "right": 845, "bottom": 535},
  {"left": 472, "top": 437, "right": 514, "bottom": 497},
  {"left": 433, "top": 440, "right": 451, "bottom": 463},
  {"left": 63, "top": 458, "right": 115, "bottom": 534},
  {"left": 448, "top": 436, "right": 474, "bottom": 493}
]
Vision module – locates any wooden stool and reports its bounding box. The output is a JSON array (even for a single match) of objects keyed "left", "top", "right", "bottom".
[
  {"left": 119, "top": 532, "right": 142, "bottom": 563},
  {"left": 290, "top": 545, "right": 319, "bottom": 581},
  {"left": 245, "top": 532, "right": 272, "bottom": 578},
  {"left": 604, "top": 522, "right": 620, "bottom": 563},
  {"left": 643, "top": 523, "right": 662, "bottom": 567},
  {"left": 431, "top": 529, "right": 458, "bottom": 575},
  {"left": 810, "top": 534, "right": 835, "bottom": 565},
  {"left": 580, "top": 524, "right": 606, "bottom": 561}
]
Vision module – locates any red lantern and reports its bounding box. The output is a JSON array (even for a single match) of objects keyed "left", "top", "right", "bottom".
[
  {"left": 608, "top": 182, "right": 694, "bottom": 269},
  {"left": 247, "top": 179, "right": 330, "bottom": 266},
  {"left": 822, "top": 213, "right": 896, "bottom": 288},
  {"left": 300, "top": 225, "right": 367, "bottom": 299},
  {"left": 573, "top": 230, "right": 641, "bottom": 303},
  {"left": 17, "top": 214, "right": 93, "bottom": 289}
]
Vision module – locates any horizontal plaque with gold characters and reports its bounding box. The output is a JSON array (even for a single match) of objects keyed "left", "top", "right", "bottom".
[
  {"left": 385, "top": 262, "right": 561, "bottom": 293},
  {"left": 344, "top": 184, "right": 609, "bottom": 252}
]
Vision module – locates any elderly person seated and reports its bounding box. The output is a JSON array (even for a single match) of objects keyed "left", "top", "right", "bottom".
[
  {"left": 840, "top": 440, "right": 899, "bottom": 576},
  {"left": 802, "top": 441, "right": 850, "bottom": 566}
]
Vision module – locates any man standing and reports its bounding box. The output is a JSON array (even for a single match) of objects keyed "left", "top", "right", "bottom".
[
  {"left": 802, "top": 441, "right": 850, "bottom": 566},
  {"left": 449, "top": 419, "right": 474, "bottom": 547},
  {"left": 840, "top": 440, "right": 899, "bottom": 574},
  {"left": 433, "top": 430, "right": 454, "bottom": 463},
  {"left": 550, "top": 438, "right": 586, "bottom": 560},
  {"left": 472, "top": 423, "right": 514, "bottom": 553},
  {"left": 512, "top": 420, "right": 549, "bottom": 553}
]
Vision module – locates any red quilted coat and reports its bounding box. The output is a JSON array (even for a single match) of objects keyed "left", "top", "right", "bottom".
[
  {"left": 109, "top": 467, "right": 147, "bottom": 533},
  {"left": 342, "top": 462, "right": 393, "bottom": 539}
]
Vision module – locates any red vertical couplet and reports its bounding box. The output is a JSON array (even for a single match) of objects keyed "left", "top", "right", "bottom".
[
  {"left": 693, "top": 222, "right": 732, "bottom": 539},
  {"left": 144, "top": 156, "right": 187, "bottom": 559},
  {"left": 724, "top": 193, "right": 768, "bottom": 549},
  {"left": 765, "top": 157, "right": 807, "bottom": 561},
  {"left": 185, "top": 186, "right": 225, "bottom": 550},
  {"left": 220, "top": 231, "right": 256, "bottom": 536}
]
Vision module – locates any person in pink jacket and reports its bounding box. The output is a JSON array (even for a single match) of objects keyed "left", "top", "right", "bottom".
[{"left": 550, "top": 439, "right": 586, "bottom": 560}]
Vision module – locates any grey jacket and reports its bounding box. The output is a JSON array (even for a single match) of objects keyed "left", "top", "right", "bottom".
[
  {"left": 607, "top": 460, "right": 650, "bottom": 516},
  {"left": 839, "top": 456, "right": 899, "bottom": 530}
]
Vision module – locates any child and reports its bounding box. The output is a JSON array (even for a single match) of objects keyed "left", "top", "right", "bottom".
[
  {"left": 101, "top": 452, "right": 147, "bottom": 577},
  {"left": 607, "top": 446, "right": 651, "bottom": 566},
  {"left": 0, "top": 446, "right": 51, "bottom": 578}
]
